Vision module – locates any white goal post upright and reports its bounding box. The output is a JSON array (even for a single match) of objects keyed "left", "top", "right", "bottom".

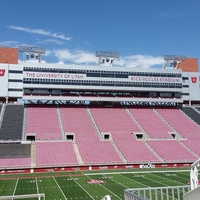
[
  {"left": 101, "top": 195, "right": 111, "bottom": 200},
  {"left": 0, "top": 193, "right": 45, "bottom": 200},
  {"left": 190, "top": 158, "right": 200, "bottom": 190}
]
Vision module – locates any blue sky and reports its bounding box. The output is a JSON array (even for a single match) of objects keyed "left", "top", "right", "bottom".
[{"left": 1, "top": 0, "right": 200, "bottom": 68}]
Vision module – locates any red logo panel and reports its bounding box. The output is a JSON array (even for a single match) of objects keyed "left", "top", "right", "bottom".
[
  {"left": 0, "top": 69, "right": 5, "bottom": 77},
  {"left": 87, "top": 179, "right": 106, "bottom": 184},
  {"left": 191, "top": 77, "right": 197, "bottom": 83}
]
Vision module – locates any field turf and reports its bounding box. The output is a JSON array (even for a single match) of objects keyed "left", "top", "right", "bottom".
[{"left": 0, "top": 168, "right": 191, "bottom": 200}]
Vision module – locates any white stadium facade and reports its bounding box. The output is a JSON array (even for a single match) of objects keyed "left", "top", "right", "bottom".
[{"left": 0, "top": 48, "right": 199, "bottom": 106}]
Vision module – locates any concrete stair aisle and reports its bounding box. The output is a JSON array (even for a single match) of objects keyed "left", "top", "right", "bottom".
[
  {"left": 31, "top": 141, "right": 36, "bottom": 167},
  {"left": 72, "top": 141, "right": 84, "bottom": 165},
  {"left": 56, "top": 106, "right": 66, "bottom": 140},
  {"left": 143, "top": 141, "right": 164, "bottom": 162},
  {"left": 110, "top": 138, "right": 127, "bottom": 163}
]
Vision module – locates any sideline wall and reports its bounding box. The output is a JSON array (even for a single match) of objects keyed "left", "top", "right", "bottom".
[{"left": 0, "top": 162, "right": 191, "bottom": 175}]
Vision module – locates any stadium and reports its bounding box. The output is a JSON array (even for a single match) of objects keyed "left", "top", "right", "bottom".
[{"left": 0, "top": 46, "right": 200, "bottom": 199}]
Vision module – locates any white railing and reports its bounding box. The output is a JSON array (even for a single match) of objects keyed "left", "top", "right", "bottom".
[
  {"left": 124, "top": 185, "right": 190, "bottom": 200},
  {"left": 190, "top": 158, "right": 200, "bottom": 190}
]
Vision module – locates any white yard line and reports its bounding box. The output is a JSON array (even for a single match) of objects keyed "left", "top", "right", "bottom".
[
  {"left": 119, "top": 174, "right": 174, "bottom": 199},
  {"left": 69, "top": 176, "right": 95, "bottom": 200},
  {"left": 35, "top": 177, "right": 39, "bottom": 194},
  {"left": 12, "top": 178, "right": 19, "bottom": 196},
  {"left": 176, "top": 172, "right": 190, "bottom": 181},
  {"left": 84, "top": 174, "right": 123, "bottom": 200},
  {"left": 84, "top": 169, "right": 190, "bottom": 176},
  {"left": 106, "top": 174, "right": 174, "bottom": 199},
  {"left": 108, "top": 177, "right": 129, "bottom": 189},
  {"left": 53, "top": 176, "right": 67, "bottom": 200},
  {"left": 119, "top": 174, "right": 149, "bottom": 188},
  {"left": 141, "top": 175, "right": 170, "bottom": 186},
  {"left": 150, "top": 172, "right": 188, "bottom": 185}
]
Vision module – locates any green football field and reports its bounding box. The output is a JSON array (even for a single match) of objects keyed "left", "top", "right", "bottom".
[{"left": 0, "top": 168, "right": 191, "bottom": 200}]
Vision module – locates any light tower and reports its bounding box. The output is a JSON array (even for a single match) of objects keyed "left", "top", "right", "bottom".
[
  {"left": 19, "top": 46, "right": 46, "bottom": 63},
  {"left": 96, "top": 51, "right": 119, "bottom": 67},
  {"left": 163, "top": 55, "right": 186, "bottom": 69}
]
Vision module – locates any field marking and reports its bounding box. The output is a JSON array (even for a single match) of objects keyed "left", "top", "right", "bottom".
[
  {"left": 150, "top": 172, "right": 188, "bottom": 185},
  {"left": 141, "top": 175, "right": 173, "bottom": 187},
  {"left": 104, "top": 176, "right": 129, "bottom": 198},
  {"left": 12, "top": 178, "right": 19, "bottom": 195},
  {"left": 177, "top": 171, "right": 191, "bottom": 181},
  {"left": 83, "top": 169, "right": 190, "bottom": 199},
  {"left": 69, "top": 175, "right": 95, "bottom": 200},
  {"left": 119, "top": 174, "right": 151, "bottom": 188},
  {"left": 119, "top": 174, "right": 174, "bottom": 199},
  {"left": 116, "top": 174, "right": 171, "bottom": 200},
  {"left": 84, "top": 169, "right": 190, "bottom": 176},
  {"left": 0, "top": 173, "right": 84, "bottom": 181},
  {"left": 84, "top": 174, "right": 123, "bottom": 200},
  {"left": 0, "top": 170, "right": 190, "bottom": 200},
  {"left": 35, "top": 178, "right": 39, "bottom": 194},
  {"left": 53, "top": 176, "right": 67, "bottom": 200},
  {"left": 108, "top": 177, "right": 129, "bottom": 189}
]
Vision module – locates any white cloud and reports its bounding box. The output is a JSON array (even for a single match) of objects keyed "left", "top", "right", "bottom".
[
  {"left": 54, "top": 49, "right": 96, "bottom": 64},
  {"left": 45, "top": 39, "right": 64, "bottom": 45},
  {"left": 57, "top": 60, "right": 65, "bottom": 64},
  {"left": 0, "top": 40, "right": 20, "bottom": 47},
  {"left": 49, "top": 49, "right": 164, "bottom": 68},
  {"left": 116, "top": 55, "right": 164, "bottom": 68},
  {"left": 43, "top": 50, "right": 53, "bottom": 57},
  {"left": 36, "top": 38, "right": 64, "bottom": 45},
  {"left": 8, "top": 25, "right": 71, "bottom": 41}
]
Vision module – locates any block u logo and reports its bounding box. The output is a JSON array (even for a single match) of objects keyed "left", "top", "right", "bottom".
[{"left": 0, "top": 69, "right": 5, "bottom": 76}]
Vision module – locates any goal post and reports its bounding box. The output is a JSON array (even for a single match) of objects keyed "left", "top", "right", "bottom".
[
  {"left": 0, "top": 193, "right": 45, "bottom": 200},
  {"left": 101, "top": 195, "right": 111, "bottom": 200}
]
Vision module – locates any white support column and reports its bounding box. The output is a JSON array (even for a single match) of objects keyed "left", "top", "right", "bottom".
[{"left": 190, "top": 158, "right": 200, "bottom": 190}]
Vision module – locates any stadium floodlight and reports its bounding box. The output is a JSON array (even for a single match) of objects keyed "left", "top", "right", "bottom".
[
  {"left": 96, "top": 51, "right": 120, "bottom": 58},
  {"left": 19, "top": 46, "right": 46, "bottom": 54},
  {"left": 19, "top": 46, "right": 46, "bottom": 63},
  {"left": 163, "top": 55, "right": 186, "bottom": 69},
  {"left": 164, "top": 55, "right": 186, "bottom": 61},
  {"left": 96, "top": 51, "right": 120, "bottom": 66}
]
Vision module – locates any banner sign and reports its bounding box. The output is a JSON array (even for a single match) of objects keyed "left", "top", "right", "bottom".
[
  {"left": 129, "top": 76, "right": 181, "bottom": 83},
  {"left": 24, "top": 72, "right": 86, "bottom": 80}
]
